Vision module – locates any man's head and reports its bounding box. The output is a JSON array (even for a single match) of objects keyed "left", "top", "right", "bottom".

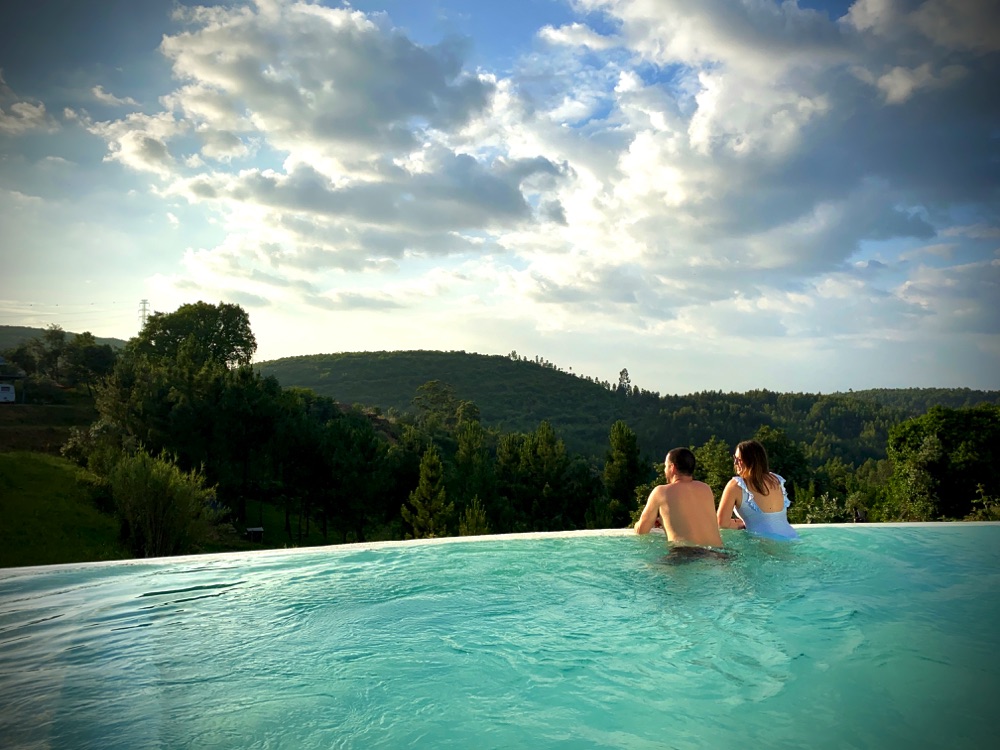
[{"left": 665, "top": 447, "right": 696, "bottom": 477}]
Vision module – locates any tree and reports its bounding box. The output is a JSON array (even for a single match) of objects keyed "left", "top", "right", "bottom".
[
  {"left": 603, "top": 420, "right": 644, "bottom": 526},
  {"left": 617, "top": 368, "right": 631, "bottom": 395},
  {"left": 458, "top": 496, "right": 490, "bottom": 536},
  {"left": 2, "top": 324, "right": 70, "bottom": 380},
  {"left": 693, "top": 435, "right": 733, "bottom": 497},
  {"left": 130, "top": 301, "right": 256, "bottom": 369},
  {"left": 412, "top": 380, "right": 462, "bottom": 431},
  {"left": 886, "top": 405, "right": 1000, "bottom": 519},
  {"left": 886, "top": 433, "right": 941, "bottom": 521},
  {"left": 211, "top": 367, "right": 285, "bottom": 523},
  {"left": 753, "top": 425, "right": 810, "bottom": 500},
  {"left": 453, "top": 419, "right": 497, "bottom": 519},
  {"left": 65, "top": 332, "right": 117, "bottom": 395},
  {"left": 401, "top": 446, "right": 454, "bottom": 539}
]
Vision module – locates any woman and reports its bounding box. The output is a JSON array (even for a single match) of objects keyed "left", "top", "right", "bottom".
[{"left": 717, "top": 439, "right": 799, "bottom": 540}]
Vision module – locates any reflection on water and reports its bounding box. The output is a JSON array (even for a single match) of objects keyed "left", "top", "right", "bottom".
[{"left": 1, "top": 526, "right": 999, "bottom": 749}]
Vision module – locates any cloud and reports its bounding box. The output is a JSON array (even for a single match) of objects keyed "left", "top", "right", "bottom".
[
  {"left": 847, "top": 0, "right": 1000, "bottom": 53},
  {"left": 898, "top": 259, "right": 1000, "bottom": 335},
  {"left": 873, "top": 63, "right": 966, "bottom": 104},
  {"left": 62, "top": 0, "right": 998, "bottom": 388},
  {"left": 0, "top": 70, "right": 58, "bottom": 135},
  {"left": 92, "top": 86, "right": 139, "bottom": 107},
  {"left": 306, "top": 290, "right": 404, "bottom": 311},
  {"left": 159, "top": 3, "right": 495, "bottom": 169},
  {"left": 84, "top": 111, "right": 187, "bottom": 176},
  {"left": 538, "top": 23, "right": 617, "bottom": 50}
]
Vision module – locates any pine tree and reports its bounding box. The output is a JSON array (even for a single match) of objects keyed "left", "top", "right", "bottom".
[
  {"left": 401, "top": 446, "right": 454, "bottom": 539},
  {"left": 603, "top": 420, "right": 643, "bottom": 525},
  {"left": 458, "top": 496, "right": 490, "bottom": 536}
]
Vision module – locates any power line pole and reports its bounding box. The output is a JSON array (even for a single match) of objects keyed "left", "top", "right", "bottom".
[{"left": 138, "top": 299, "right": 150, "bottom": 330}]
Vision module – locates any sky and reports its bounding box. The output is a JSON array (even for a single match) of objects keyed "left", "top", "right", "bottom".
[{"left": 1, "top": 0, "right": 998, "bottom": 395}]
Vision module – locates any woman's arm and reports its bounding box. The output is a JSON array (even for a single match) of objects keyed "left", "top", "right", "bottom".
[{"left": 717, "top": 479, "right": 746, "bottom": 530}]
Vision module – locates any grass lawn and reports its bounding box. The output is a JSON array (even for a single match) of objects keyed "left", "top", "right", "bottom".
[
  {"left": 0, "top": 452, "right": 344, "bottom": 568},
  {"left": 0, "top": 451, "right": 126, "bottom": 568}
]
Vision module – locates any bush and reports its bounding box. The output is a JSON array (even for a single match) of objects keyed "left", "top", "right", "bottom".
[
  {"left": 789, "top": 491, "right": 851, "bottom": 524},
  {"left": 965, "top": 485, "right": 1000, "bottom": 522},
  {"left": 23, "top": 376, "right": 68, "bottom": 405},
  {"left": 109, "top": 450, "right": 221, "bottom": 557},
  {"left": 61, "top": 419, "right": 134, "bottom": 478}
]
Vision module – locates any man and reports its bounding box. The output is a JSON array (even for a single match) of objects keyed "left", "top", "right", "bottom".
[{"left": 634, "top": 447, "right": 724, "bottom": 549}]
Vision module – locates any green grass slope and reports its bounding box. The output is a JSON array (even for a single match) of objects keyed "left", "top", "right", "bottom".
[
  {"left": 0, "top": 451, "right": 338, "bottom": 567},
  {"left": 0, "top": 452, "right": 125, "bottom": 568}
]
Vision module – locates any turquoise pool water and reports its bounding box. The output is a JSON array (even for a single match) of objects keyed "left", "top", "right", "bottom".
[{"left": 1, "top": 525, "right": 998, "bottom": 749}]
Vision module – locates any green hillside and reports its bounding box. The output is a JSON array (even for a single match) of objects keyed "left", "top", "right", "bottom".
[
  {"left": 257, "top": 350, "right": 1000, "bottom": 463},
  {"left": 0, "top": 452, "right": 126, "bottom": 567},
  {"left": 0, "top": 325, "right": 127, "bottom": 352},
  {"left": 258, "top": 350, "right": 621, "bottom": 455},
  {"left": 838, "top": 387, "right": 1000, "bottom": 415}
]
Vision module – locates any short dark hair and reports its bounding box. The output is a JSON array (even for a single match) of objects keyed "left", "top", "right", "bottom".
[{"left": 666, "top": 447, "right": 696, "bottom": 476}]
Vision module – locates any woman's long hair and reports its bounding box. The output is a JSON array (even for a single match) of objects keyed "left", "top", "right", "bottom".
[{"left": 736, "top": 439, "right": 779, "bottom": 494}]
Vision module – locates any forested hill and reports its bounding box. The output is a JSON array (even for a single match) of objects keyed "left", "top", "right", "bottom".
[
  {"left": 257, "top": 350, "right": 1000, "bottom": 464},
  {"left": 0, "top": 325, "right": 127, "bottom": 352},
  {"left": 836, "top": 388, "right": 1000, "bottom": 415},
  {"left": 258, "top": 350, "right": 618, "bottom": 452}
]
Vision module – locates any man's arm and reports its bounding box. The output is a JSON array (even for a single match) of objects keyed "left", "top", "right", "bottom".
[
  {"left": 634, "top": 487, "right": 662, "bottom": 534},
  {"left": 717, "top": 479, "right": 746, "bottom": 530}
]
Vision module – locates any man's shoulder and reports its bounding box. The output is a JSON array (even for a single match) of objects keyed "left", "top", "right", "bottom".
[{"left": 663, "top": 479, "right": 712, "bottom": 496}]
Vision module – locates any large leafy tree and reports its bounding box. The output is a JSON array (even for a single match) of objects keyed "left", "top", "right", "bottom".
[
  {"left": 2, "top": 324, "right": 70, "bottom": 380},
  {"left": 693, "top": 435, "right": 734, "bottom": 498},
  {"left": 886, "top": 404, "right": 1000, "bottom": 519},
  {"left": 65, "top": 332, "right": 117, "bottom": 394},
  {"left": 131, "top": 301, "right": 256, "bottom": 369},
  {"left": 412, "top": 380, "right": 462, "bottom": 431}
]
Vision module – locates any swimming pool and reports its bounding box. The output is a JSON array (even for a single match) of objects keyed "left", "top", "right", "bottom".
[{"left": 1, "top": 524, "right": 998, "bottom": 749}]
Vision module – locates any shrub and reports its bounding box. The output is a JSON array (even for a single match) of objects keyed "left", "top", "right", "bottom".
[{"left": 109, "top": 450, "right": 221, "bottom": 557}]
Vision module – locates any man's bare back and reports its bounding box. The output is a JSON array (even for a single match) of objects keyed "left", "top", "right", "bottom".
[{"left": 634, "top": 448, "right": 724, "bottom": 548}]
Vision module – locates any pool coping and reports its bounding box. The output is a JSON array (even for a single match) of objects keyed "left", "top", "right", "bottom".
[{"left": 2, "top": 521, "right": 998, "bottom": 577}]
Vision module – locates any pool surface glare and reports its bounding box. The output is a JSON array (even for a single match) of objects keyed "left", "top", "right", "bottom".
[{"left": 1, "top": 525, "right": 999, "bottom": 749}]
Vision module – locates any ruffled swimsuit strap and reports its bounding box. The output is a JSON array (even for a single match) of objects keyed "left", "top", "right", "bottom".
[
  {"left": 736, "top": 475, "right": 789, "bottom": 512},
  {"left": 773, "top": 474, "right": 791, "bottom": 509},
  {"left": 733, "top": 475, "right": 762, "bottom": 513}
]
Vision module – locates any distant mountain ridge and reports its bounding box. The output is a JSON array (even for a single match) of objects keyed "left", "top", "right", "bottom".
[{"left": 0, "top": 325, "right": 127, "bottom": 352}]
